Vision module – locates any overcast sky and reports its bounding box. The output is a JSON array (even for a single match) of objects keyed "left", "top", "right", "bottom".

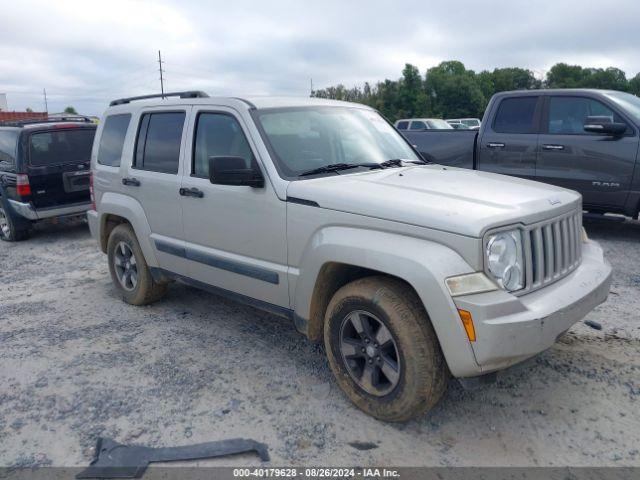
[{"left": 1, "top": 0, "right": 639, "bottom": 115}]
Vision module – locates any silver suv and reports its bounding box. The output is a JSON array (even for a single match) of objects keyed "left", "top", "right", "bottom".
[{"left": 88, "top": 91, "right": 612, "bottom": 421}]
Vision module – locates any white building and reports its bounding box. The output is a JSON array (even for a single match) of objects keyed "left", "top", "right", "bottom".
[{"left": 0, "top": 94, "right": 8, "bottom": 111}]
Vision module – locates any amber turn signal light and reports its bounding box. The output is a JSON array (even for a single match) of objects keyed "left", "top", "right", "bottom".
[{"left": 458, "top": 309, "right": 476, "bottom": 342}]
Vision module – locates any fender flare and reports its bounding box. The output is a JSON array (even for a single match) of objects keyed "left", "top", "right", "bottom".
[
  {"left": 97, "top": 192, "right": 159, "bottom": 267},
  {"left": 292, "top": 226, "right": 479, "bottom": 376}
]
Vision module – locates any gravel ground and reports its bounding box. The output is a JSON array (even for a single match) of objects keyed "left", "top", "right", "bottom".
[{"left": 0, "top": 216, "right": 638, "bottom": 469}]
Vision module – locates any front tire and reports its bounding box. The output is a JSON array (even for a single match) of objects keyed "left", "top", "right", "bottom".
[
  {"left": 324, "top": 276, "right": 448, "bottom": 422},
  {"left": 107, "top": 224, "right": 167, "bottom": 305}
]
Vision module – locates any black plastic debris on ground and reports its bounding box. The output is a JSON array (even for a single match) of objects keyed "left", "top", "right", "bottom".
[
  {"left": 76, "top": 437, "right": 270, "bottom": 479},
  {"left": 348, "top": 441, "right": 378, "bottom": 451},
  {"left": 584, "top": 320, "right": 603, "bottom": 331}
]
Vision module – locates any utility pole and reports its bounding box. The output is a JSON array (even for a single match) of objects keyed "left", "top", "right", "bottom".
[
  {"left": 43, "top": 88, "right": 48, "bottom": 113},
  {"left": 158, "top": 50, "right": 165, "bottom": 98},
  {"left": 310, "top": 78, "right": 313, "bottom": 97}
]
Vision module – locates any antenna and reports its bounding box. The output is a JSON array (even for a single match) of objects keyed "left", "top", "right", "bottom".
[
  {"left": 158, "top": 50, "right": 165, "bottom": 98},
  {"left": 43, "top": 88, "right": 48, "bottom": 113}
]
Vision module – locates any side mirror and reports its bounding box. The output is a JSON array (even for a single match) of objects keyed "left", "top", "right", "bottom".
[
  {"left": 208, "top": 156, "right": 264, "bottom": 188},
  {"left": 583, "top": 116, "right": 627, "bottom": 136}
]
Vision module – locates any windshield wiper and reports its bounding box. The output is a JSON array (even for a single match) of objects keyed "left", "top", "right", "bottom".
[
  {"left": 298, "top": 159, "right": 425, "bottom": 177},
  {"left": 385, "top": 158, "right": 429, "bottom": 166},
  {"left": 299, "top": 163, "right": 379, "bottom": 177}
]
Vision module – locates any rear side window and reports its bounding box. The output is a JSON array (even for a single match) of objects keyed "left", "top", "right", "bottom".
[
  {"left": 97, "top": 114, "right": 131, "bottom": 166},
  {"left": 493, "top": 97, "right": 539, "bottom": 134},
  {"left": 396, "top": 121, "right": 409, "bottom": 130},
  {"left": 134, "top": 112, "right": 185, "bottom": 174},
  {"left": 193, "top": 113, "right": 254, "bottom": 178},
  {"left": 29, "top": 129, "right": 96, "bottom": 166},
  {"left": 0, "top": 130, "right": 19, "bottom": 167}
]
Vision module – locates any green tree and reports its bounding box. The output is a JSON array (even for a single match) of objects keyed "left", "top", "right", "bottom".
[
  {"left": 491, "top": 67, "right": 540, "bottom": 93},
  {"left": 583, "top": 67, "right": 628, "bottom": 91},
  {"left": 476, "top": 70, "right": 495, "bottom": 100},
  {"left": 425, "top": 61, "right": 486, "bottom": 118},
  {"left": 629, "top": 73, "right": 640, "bottom": 96},
  {"left": 64, "top": 106, "right": 78, "bottom": 114},
  {"left": 396, "top": 64, "right": 428, "bottom": 119},
  {"left": 546, "top": 63, "right": 586, "bottom": 88}
]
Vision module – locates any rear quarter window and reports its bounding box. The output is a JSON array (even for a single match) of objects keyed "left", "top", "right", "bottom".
[
  {"left": 29, "top": 129, "right": 96, "bottom": 166},
  {"left": 396, "top": 121, "right": 409, "bottom": 130},
  {"left": 493, "top": 97, "right": 539, "bottom": 134},
  {"left": 97, "top": 114, "right": 131, "bottom": 167}
]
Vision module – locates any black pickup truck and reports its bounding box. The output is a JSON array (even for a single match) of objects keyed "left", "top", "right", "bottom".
[
  {"left": 0, "top": 117, "right": 97, "bottom": 240},
  {"left": 401, "top": 89, "right": 640, "bottom": 219}
]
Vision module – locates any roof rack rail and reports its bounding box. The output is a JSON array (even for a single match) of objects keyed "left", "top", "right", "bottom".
[
  {"left": 109, "top": 91, "right": 209, "bottom": 107},
  {"left": 0, "top": 116, "right": 94, "bottom": 127}
]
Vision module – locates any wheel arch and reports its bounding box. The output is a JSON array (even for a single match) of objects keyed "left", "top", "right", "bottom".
[
  {"left": 291, "top": 226, "right": 480, "bottom": 377},
  {"left": 97, "top": 192, "right": 159, "bottom": 267}
]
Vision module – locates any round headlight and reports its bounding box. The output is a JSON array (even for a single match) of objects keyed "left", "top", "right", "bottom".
[{"left": 486, "top": 230, "right": 524, "bottom": 291}]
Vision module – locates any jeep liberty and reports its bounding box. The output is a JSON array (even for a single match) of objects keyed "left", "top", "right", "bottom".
[{"left": 88, "top": 91, "right": 612, "bottom": 421}]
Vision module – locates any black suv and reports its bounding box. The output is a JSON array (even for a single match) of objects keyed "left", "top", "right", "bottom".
[{"left": 0, "top": 117, "right": 97, "bottom": 241}]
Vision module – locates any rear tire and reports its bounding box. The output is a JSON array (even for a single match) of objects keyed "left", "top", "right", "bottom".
[
  {"left": 107, "top": 224, "right": 167, "bottom": 305},
  {"left": 0, "top": 199, "right": 31, "bottom": 242},
  {"left": 324, "top": 276, "right": 448, "bottom": 422}
]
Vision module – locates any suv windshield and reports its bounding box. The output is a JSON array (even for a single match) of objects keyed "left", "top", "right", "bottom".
[
  {"left": 29, "top": 128, "right": 95, "bottom": 166},
  {"left": 254, "top": 107, "right": 421, "bottom": 178}
]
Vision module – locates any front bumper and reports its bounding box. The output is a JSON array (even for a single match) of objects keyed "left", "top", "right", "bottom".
[
  {"left": 8, "top": 199, "right": 91, "bottom": 221},
  {"left": 453, "top": 240, "right": 612, "bottom": 376}
]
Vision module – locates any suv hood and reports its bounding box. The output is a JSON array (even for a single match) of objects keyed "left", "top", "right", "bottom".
[{"left": 286, "top": 165, "right": 581, "bottom": 237}]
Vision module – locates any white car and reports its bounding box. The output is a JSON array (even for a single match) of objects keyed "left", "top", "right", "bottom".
[
  {"left": 446, "top": 118, "right": 481, "bottom": 130},
  {"left": 394, "top": 118, "right": 453, "bottom": 130}
]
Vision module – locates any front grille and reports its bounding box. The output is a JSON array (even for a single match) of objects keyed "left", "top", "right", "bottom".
[{"left": 522, "top": 210, "right": 583, "bottom": 294}]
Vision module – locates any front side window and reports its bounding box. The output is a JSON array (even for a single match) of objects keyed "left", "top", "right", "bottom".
[
  {"left": 134, "top": 112, "right": 185, "bottom": 174},
  {"left": 493, "top": 97, "right": 539, "bottom": 134},
  {"left": 97, "top": 114, "right": 131, "bottom": 166},
  {"left": 548, "top": 96, "right": 628, "bottom": 135},
  {"left": 410, "top": 120, "right": 427, "bottom": 130},
  {"left": 193, "top": 113, "right": 254, "bottom": 178},
  {"left": 396, "top": 121, "right": 409, "bottom": 130},
  {"left": 29, "top": 128, "right": 95, "bottom": 166},
  {"left": 254, "top": 106, "right": 420, "bottom": 178}
]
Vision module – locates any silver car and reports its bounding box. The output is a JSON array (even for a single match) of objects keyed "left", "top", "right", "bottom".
[{"left": 88, "top": 91, "right": 611, "bottom": 421}]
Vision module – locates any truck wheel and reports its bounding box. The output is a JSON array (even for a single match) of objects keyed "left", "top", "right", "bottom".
[
  {"left": 0, "top": 201, "right": 31, "bottom": 242},
  {"left": 107, "top": 224, "right": 167, "bottom": 305},
  {"left": 324, "top": 276, "right": 448, "bottom": 422}
]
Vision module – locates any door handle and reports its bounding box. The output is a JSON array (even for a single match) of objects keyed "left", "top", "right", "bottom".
[
  {"left": 487, "top": 142, "right": 505, "bottom": 148},
  {"left": 122, "top": 177, "right": 141, "bottom": 187},
  {"left": 179, "top": 187, "right": 204, "bottom": 198},
  {"left": 542, "top": 144, "right": 565, "bottom": 151}
]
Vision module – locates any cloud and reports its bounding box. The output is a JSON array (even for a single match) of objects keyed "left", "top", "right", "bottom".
[{"left": 1, "top": 0, "right": 639, "bottom": 115}]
